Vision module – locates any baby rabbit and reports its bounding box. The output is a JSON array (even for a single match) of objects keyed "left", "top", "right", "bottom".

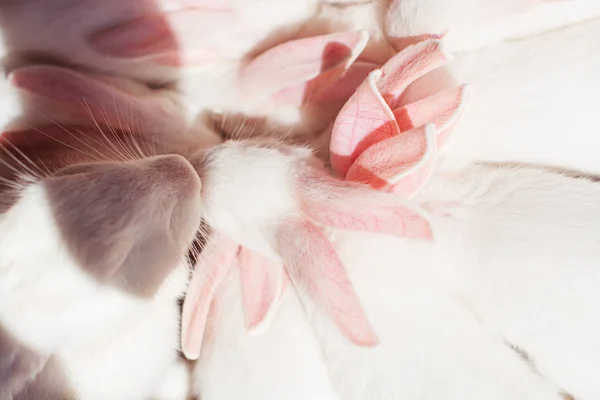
[
  {"left": 402, "top": 17, "right": 600, "bottom": 176},
  {"left": 187, "top": 139, "right": 587, "bottom": 400},
  {"left": 0, "top": 62, "right": 223, "bottom": 399},
  {"left": 183, "top": 39, "right": 600, "bottom": 400}
]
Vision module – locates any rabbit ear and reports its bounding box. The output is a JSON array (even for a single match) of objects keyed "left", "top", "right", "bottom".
[
  {"left": 330, "top": 70, "right": 401, "bottom": 178},
  {"left": 0, "top": 325, "right": 47, "bottom": 397},
  {"left": 330, "top": 40, "right": 454, "bottom": 178},
  {"left": 181, "top": 235, "right": 239, "bottom": 361},
  {"left": 346, "top": 125, "right": 437, "bottom": 198},
  {"left": 239, "top": 31, "right": 370, "bottom": 108},
  {"left": 344, "top": 86, "right": 469, "bottom": 198},
  {"left": 9, "top": 65, "right": 188, "bottom": 134},
  {"left": 314, "top": 61, "right": 378, "bottom": 103},
  {"left": 238, "top": 247, "right": 288, "bottom": 335},
  {"left": 274, "top": 220, "right": 379, "bottom": 347},
  {"left": 393, "top": 84, "right": 469, "bottom": 145},
  {"left": 378, "top": 40, "right": 450, "bottom": 109},
  {"left": 300, "top": 169, "right": 433, "bottom": 239},
  {"left": 89, "top": 8, "right": 237, "bottom": 67}
]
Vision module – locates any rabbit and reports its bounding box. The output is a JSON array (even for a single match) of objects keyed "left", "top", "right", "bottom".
[
  {"left": 384, "top": 0, "right": 600, "bottom": 53},
  {"left": 0, "top": 61, "right": 227, "bottom": 399},
  {"left": 7, "top": 0, "right": 589, "bottom": 143},
  {"left": 186, "top": 137, "right": 590, "bottom": 400},
  {"left": 408, "top": 16, "right": 600, "bottom": 177},
  {"left": 0, "top": 127, "right": 201, "bottom": 400},
  {"left": 313, "top": 17, "right": 600, "bottom": 178},
  {"left": 0, "top": 0, "right": 318, "bottom": 86},
  {"left": 182, "top": 38, "right": 600, "bottom": 399}
]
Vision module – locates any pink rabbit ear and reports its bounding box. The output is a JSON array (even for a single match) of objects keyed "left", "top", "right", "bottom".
[
  {"left": 181, "top": 235, "right": 239, "bottom": 361},
  {"left": 9, "top": 65, "right": 187, "bottom": 133},
  {"left": 300, "top": 170, "right": 433, "bottom": 240},
  {"left": 238, "top": 247, "right": 287, "bottom": 335},
  {"left": 89, "top": 8, "right": 237, "bottom": 67},
  {"left": 314, "top": 61, "right": 378, "bottom": 103},
  {"left": 275, "top": 220, "right": 378, "bottom": 347},
  {"left": 378, "top": 39, "right": 450, "bottom": 109},
  {"left": 239, "top": 31, "right": 370, "bottom": 108},
  {"left": 330, "top": 70, "right": 400, "bottom": 178},
  {"left": 346, "top": 124, "right": 437, "bottom": 198},
  {"left": 393, "top": 84, "right": 469, "bottom": 146}
]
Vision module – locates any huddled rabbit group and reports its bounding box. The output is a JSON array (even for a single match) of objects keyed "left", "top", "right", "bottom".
[{"left": 1, "top": 1, "right": 600, "bottom": 399}]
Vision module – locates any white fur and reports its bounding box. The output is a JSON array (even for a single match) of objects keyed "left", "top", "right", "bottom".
[
  {"left": 192, "top": 142, "right": 600, "bottom": 399},
  {"left": 0, "top": 184, "right": 189, "bottom": 400},
  {"left": 432, "top": 17, "right": 600, "bottom": 176}
]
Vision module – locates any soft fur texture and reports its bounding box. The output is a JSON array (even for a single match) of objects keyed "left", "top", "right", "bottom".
[
  {"left": 1, "top": 1, "right": 599, "bottom": 399},
  {"left": 191, "top": 140, "right": 600, "bottom": 400},
  {"left": 0, "top": 124, "right": 211, "bottom": 399}
]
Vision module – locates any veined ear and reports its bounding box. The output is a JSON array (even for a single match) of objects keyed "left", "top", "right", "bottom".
[
  {"left": 377, "top": 40, "right": 450, "bottom": 110},
  {"left": 314, "top": 61, "right": 378, "bottom": 103},
  {"left": 9, "top": 65, "right": 189, "bottom": 134},
  {"left": 88, "top": 7, "right": 238, "bottom": 67},
  {"left": 299, "top": 168, "right": 433, "bottom": 240},
  {"left": 393, "top": 84, "right": 469, "bottom": 146},
  {"left": 274, "top": 220, "right": 379, "bottom": 347},
  {"left": 344, "top": 86, "right": 469, "bottom": 197},
  {"left": 346, "top": 124, "right": 437, "bottom": 198},
  {"left": 238, "top": 31, "right": 370, "bottom": 108},
  {"left": 181, "top": 235, "right": 239, "bottom": 361},
  {"left": 330, "top": 70, "right": 401, "bottom": 178},
  {"left": 330, "top": 40, "right": 458, "bottom": 178},
  {"left": 238, "top": 247, "right": 288, "bottom": 335}
]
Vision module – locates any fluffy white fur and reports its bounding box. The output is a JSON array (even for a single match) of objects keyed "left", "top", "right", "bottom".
[
  {"left": 0, "top": 184, "right": 189, "bottom": 400},
  {"left": 435, "top": 17, "right": 600, "bottom": 175},
  {"left": 192, "top": 142, "right": 600, "bottom": 399}
]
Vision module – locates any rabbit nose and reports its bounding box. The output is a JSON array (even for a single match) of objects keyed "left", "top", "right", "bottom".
[
  {"left": 43, "top": 155, "right": 203, "bottom": 298},
  {"left": 140, "top": 154, "right": 202, "bottom": 197}
]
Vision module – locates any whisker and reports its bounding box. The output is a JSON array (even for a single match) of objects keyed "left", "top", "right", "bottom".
[
  {"left": 81, "top": 99, "right": 127, "bottom": 162},
  {"left": 0, "top": 141, "right": 45, "bottom": 178}
]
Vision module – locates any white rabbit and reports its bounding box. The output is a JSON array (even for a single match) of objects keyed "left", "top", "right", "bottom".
[
  {"left": 184, "top": 35, "right": 600, "bottom": 399},
  {"left": 187, "top": 138, "right": 589, "bottom": 400},
  {"left": 429, "top": 17, "right": 600, "bottom": 176},
  {"left": 317, "top": 17, "right": 600, "bottom": 179},
  {"left": 0, "top": 104, "right": 214, "bottom": 399}
]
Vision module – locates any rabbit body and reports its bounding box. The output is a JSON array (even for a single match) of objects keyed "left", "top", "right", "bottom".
[
  {"left": 0, "top": 152, "right": 203, "bottom": 400},
  {"left": 191, "top": 141, "right": 600, "bottom": 400}
]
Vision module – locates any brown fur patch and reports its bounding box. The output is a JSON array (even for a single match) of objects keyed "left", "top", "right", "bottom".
[
  {"left": 45, "top": 155, "right": 202, "bottom": 297},
  {"left": 1, "top": 125, "right": 206, "bottom": 297}
]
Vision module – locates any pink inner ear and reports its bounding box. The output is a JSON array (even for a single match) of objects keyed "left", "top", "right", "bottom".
[
  {"left": 9, "top": 65, "right": 185, "bottom": 132},
  {"left": 238, "top": 247, "right": 286, "bottom": 334},
  {"left": 300, "top": 170, "right": 433, "bottom": 240},
  {"left": 239, "top": 31, "right": 369, "bottom": 106},
  {"left": 315, "top": 61, "right": 379, "bottom": 103},
  {"left": 330, "top": 70, "right": 400, "bottom": 178},
  {"left": 345, "top": 125, "right": 436, "bottom": 198},
  {"left": 181, "top": 235, "right": 239, "bottom": 361},
  {"left": 393, "top": 85, "right": 469, "bottom": 134},
  {"left": 378, "top": 40, "right": 449, "bottom": 109},
  {"left": 89, "top": 9, "right": 236, "bottom": 67},
  {"left": 275, "top": 220, "right": 379, "bottom": 347}
]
